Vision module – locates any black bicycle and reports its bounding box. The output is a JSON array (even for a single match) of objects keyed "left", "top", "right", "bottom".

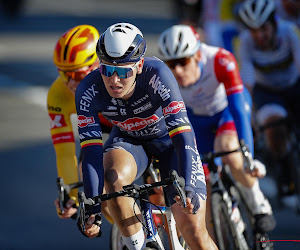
[{"left": 201, "top": 140, "right": 273, "bottom": 250}]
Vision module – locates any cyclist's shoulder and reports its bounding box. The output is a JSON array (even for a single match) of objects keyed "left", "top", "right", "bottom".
[
  {"left": 47, "top": 77, "right": 75, "bottom": 111},
  {"left": 142, "top": 56, "right": 178, "bottom": 89},
  {"left": 143, "top": 56, "right": 169, "bottom": 72},
  {"left": 277, "top": 18, "right": 300, "bottom": 38},
  {"left": 75, "top": 69, "right": 103, "bottom": 100}
]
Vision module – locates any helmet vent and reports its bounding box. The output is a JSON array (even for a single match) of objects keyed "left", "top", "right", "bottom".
[
  {"left": 84, "top": 54, "right": 94, "bottom": 63},
  {"left": 182, "top": 44, "right": 189, "bottom": 53},
  {"left": 113, "top": 28, "right": 126, "bottom": 33},
  {"left": 162, "top": 36, "right": 170, "bottom": 56},
  {"left": 63, "top": 45, "right": 69, "bottom": 61},
  {"left": 63, "top": 28, "right": 79, "bottom": 61}
]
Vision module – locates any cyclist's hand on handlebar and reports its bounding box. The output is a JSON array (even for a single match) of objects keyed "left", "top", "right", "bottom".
[
  {"left": 77, "top": 213, "right": 102, "bottom": 238},
  {"left": 248, "top": 159, "right": 267, "bottom": 178},
  {"left": 84, "top": 214, "right": 101, "bottom": 238},
  {"left": 175, "top": 186, "right": 200, "bottom": 214},
  {"left": 55, "top": 198, "right": 77, "bottom": 219}
]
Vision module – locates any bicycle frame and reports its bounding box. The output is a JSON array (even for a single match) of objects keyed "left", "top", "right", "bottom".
[
  {"left": 78, "top": 170, "right": 187, "bottom": 250},
  {"left": 142, "top": 201, "right": 185, "bottom": 250}
]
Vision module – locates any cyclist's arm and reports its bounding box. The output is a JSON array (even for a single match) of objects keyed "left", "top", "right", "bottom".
[
  {"left": 156, "top": 62, "right": 207, "bottom": 198},
  {"left": 75, "top": 76, "right": 104, "bottom": 204},
  {"left": 47, "top": 81, "right": 79, "bottom": 201},
  {"left": 214, "top": 48, "right": 254, "bottom": 155}
]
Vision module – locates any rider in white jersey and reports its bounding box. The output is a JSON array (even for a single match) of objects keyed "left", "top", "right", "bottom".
[
  {"left": 238, "top": 0, "right": 300, "bottom": 196},
  {"left": 158, "top": 24, "right": 276, "bottom": 235}
]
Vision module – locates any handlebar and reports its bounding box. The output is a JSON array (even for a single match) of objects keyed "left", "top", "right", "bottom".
[
  {"left": 200, "top": 139, "right": 253, "bottom": 172},
  {"left": 78, "top": 170, "right": 186, "bottom": 232}
]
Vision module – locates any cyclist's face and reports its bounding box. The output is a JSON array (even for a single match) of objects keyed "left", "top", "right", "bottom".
[
  {"left": 101, "top": 59, "right": 144, "bottom": 100},
  {"left": 167, "top": 51, "right": 201, "bottom": 88},
  {"left": 250, "top": 22, "right": 276, "bottom": 50},
  {"left": 59, "top": 60, "right": 99, "bottom": 95}
]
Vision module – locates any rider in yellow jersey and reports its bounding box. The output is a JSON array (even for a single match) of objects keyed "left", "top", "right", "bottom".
[{"left": 47, "top": 24, "right": 112, "bottom": 219}]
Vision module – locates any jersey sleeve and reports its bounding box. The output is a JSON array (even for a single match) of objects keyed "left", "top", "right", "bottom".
[
  {"left": 47, "top": 78, "right": 79, "bottom": 201},
  {"left": 151, "top": 62, "right": 207, "bottom": 198},
  {"left": 214, "top": 49, "right": 254, "bottom": 154},
  {"left": 75, "top": 76, "right": 104, "bottom": 201}
]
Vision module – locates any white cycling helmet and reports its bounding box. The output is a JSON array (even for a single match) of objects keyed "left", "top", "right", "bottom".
[
  {"left": 238, "top": 0, "right": 275, "bottom": 29},
  {"left": 158, "top": 24, "right": 201, "bottom": 60},
  {"left": 96, "top": 22, "right": 146, "bottom": 64}
]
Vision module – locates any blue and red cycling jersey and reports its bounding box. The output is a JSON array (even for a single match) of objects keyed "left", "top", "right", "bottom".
[
  {"left": 75, "top": 57, "right": 206, "bottom": 200},
  {"left": 179, "top": 43, "right": 253, "bottom": 155}
]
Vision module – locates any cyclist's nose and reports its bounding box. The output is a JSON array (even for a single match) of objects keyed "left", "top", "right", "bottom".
[
  {"left": 110, "top": 71, "right": 121, "bottom": 82},
  {"left": 174, "top": 64, "right": 184, "bottom": 73}
]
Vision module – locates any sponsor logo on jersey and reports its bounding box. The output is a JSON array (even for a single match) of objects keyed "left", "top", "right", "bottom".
[
  {"left": 149, "top": 74, "right": 170, "bottom": 101},
  {"left": 79, "top": 130, "right": 102, "bottom": 140},
  {"left": 131, "top": 94, "right": 149, "bottom": 107},
  {"left": 48, "top": 105, "right": 62, "bottom": 112},
  {"left": 107, "top": 106, "right": 117, "bottom": 110},
  {"left": 133, "top": 102, "right": 152, "bottom": 114},
  {"left": 111, "top": 98, "right": 117, "bottom": 105},
  {"left": 125, "top": 124, "right": 161, "bottom": 137},
  {"left": 165, "top": 117, "right": 190, "bottom": 130},
  {"left": 163, "top": 101, "right": 185, "bottom": 116},
  {"left": 111, "top": 114, "right": 159, "bottom": 131},
  {"left": 190, "top": 154, "right": 206, "bottom": 187},
  {"left": 79, "top": 84, "right": 98, "bottom": 112},
  {"left": 78, "top": 115, "right": 95, "bottom": 128},
  {"left": 49, "top": 114, "right": 67, "bottom": 129},
  {"left": 52, "top": 132, "right": 74, "bottom": 144},
  {"left": 102, "top": 111, "right": 118, "bottom": 116},
  {"left": 120, "top": 108, "right": 127, "bottom": 115}
]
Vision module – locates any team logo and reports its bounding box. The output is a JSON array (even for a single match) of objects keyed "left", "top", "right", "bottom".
[
  {"left": 111, "top": 115, "right": 159, "bottom": 131},
  {"left": 78, "top": 115, "right": 95, "bottom": 128},
  {"left": 163, "top": 101, "right": 185, "bottom": 116},
  {"left": 49, "top": 114, "right": 67, "bottom": 129}
]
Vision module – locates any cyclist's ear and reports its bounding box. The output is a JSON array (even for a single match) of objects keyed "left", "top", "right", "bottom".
[
  {"left": 194, "top": 50, "right": 201, "bottom": 63},
  {"left": 136, "top": 58, "right": 145, "bottom": 74}
]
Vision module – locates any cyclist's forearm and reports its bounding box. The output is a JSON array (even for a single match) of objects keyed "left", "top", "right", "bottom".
[{"left": 81, "top": 146, "right": 104, "bottom": 199}]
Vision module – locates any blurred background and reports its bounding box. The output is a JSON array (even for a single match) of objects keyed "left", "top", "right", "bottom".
[{"left": 0, "top": 0, "right": 300, "bottom": 249}]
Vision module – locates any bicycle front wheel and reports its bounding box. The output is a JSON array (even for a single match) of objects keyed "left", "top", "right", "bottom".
[{"left": 211, "top": 192, "right": 240, "bottom": 250}]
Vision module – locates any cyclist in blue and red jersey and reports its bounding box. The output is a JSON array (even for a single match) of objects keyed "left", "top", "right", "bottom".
[
  {"left": 158, "top": 24, "right": 276, "bottom": 234},
  {"left": 75, "top": 22, "right": 218, "bottom": 250},
  {"left": 238, "top": 0, "right": 300, "bottom": 197}
]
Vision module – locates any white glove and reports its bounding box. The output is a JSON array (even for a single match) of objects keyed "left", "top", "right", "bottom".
[{"left": 253, "top": 159, "right": 267, "bottom": 177}]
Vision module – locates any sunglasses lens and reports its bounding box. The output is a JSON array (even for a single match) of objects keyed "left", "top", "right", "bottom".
[
  {"left": 99, "top": 64, "right": 135, "bottom": 79},
  {"left": 165, "top": 57, "right": 191, "bottom": 69}
]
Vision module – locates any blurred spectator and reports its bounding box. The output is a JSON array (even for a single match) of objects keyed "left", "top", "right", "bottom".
[
  {"left": 276, "top": 0, "right": 300, "bottom": 28},
  {"left": 174, "top": 0, "right": 204, "bottom": 27},
  {"left": 0, "top": 0, "right": 25, "bottom": 19}
]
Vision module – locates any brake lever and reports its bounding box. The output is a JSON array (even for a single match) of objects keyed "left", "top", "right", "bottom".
[
  {"left": 57, "top": 177, "right": 65, "bottom": 214},
  {"left": 169, "top": 170, "right": 187, "bottom": 208},
  {"left": 78, "top": 191, "right": 87, "bottom": 232}
]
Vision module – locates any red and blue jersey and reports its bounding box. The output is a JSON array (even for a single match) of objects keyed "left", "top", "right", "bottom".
[{"left": 180, "top": 43, "right": 253, "bottom": 155}]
